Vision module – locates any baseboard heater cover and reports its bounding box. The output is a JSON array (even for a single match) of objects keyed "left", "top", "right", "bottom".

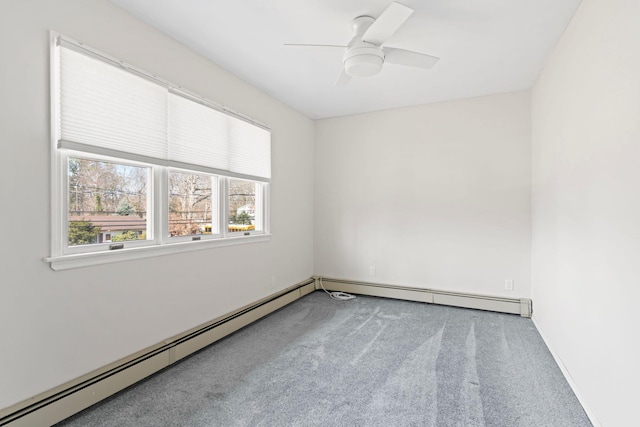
[
  {"left": 315, "top": 276, "right": 532, "bottom": 317},
  {"left": 0, "top": 279, "right": 316, "bottom": 427}
]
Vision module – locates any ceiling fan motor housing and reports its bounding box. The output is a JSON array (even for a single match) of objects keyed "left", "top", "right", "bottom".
[{"left": 343, "top": 43, "right": 384, "bottom": 77}]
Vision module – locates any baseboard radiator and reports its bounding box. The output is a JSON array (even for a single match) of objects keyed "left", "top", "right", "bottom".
[
  {"left": 1, "top": 277, "right": 531, "bottom": 427},
  {"left": 315, "top": 277, "right": 532, "bottom": 318},
  {"left": 0, "top": 280, "right": 316, "bottom": 427}
]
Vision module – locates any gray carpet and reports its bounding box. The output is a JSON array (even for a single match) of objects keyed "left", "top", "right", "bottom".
[{"left": 56, "top": 291, "right": 592, "bottom": 426}]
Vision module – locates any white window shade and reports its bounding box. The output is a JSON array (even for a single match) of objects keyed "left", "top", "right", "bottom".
[
  {"left": 168, "top": 93, "right": 229, "bottom": 171},
  {"left": 58, "top": 46, "right": 168, "bottom": 161},
  {"left": 229, "top": 119, "right": 271, "bottom": 180},
  {"left": 57, "top": 40, "right": 270, "bottom": 181}
]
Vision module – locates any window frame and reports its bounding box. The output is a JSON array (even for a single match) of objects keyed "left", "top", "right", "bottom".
[
  {"left": 166, "top": 167, "right": 220, "bottom": 243},
  {"left": 46, "top": 32, "right": 271, "bottom": 271},
  {"left": 61, "top": 151, "right": 156, "bottom": 255},
  {"left": 225, "top": 177, "right": 268, "bottom": 237}
]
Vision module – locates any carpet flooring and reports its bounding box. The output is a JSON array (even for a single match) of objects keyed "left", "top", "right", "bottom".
[{"left": 56, "top": 291, "right": 592, "bottom": 426}]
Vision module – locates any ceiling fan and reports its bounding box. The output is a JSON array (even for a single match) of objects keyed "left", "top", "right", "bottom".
[{"left": 285, "top": 1, "right": 439, "bottom": 85}]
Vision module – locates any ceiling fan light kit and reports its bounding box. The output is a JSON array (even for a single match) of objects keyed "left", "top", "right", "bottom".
[{"left": 343, "top": 44, "right": 384, "bottom": 77}]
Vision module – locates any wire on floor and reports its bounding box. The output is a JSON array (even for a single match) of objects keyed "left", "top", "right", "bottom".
[{"left": 319, "top": 276, "right": 356, "bottom": 301}]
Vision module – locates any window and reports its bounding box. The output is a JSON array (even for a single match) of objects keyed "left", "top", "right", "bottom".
[
  {"left": 168, "top": 170, "right": 216, "bottom": 238},
  {"left": 228, "top": 178, "right": 263, "bottom": 234},
  {"left": 67, "top": 156, "right": 150, "bottom": 249},
  {"left": 48, "top": 33, "right": 271, "bottom": 269}
]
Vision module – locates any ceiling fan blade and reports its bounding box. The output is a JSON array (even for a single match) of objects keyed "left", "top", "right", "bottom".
[
  {"left": 383, "top": 47, "right": 439, "bottom": 69},
  {"left": 284, "top": 43, "right": 347, "bottom": 48},
  {"left": 362, "top": 2, "right": 413, "bottom": 45},
  {"left": 335, "top": 69, "right": 351, "bottom": 86}
]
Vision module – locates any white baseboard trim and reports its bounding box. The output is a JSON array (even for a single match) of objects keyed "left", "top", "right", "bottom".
[
  {"left": 532, "top": 316, "right": 601, "bottom": 427},
  {"left": 0, "top": 279, "right": 316, "bottom": 427},
  {"left": 315, "top": 276, "right": 532, "bottom": 317}
]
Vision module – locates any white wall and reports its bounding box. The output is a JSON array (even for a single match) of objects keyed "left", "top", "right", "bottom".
[
  {"left": 531, "top": 0, "right": 640, "bottom": 425},
  {"left": 0, "top": 0, "right": 314, "bottom": 410},
  {"left": 315, "top": 92, "right": 532, "bottom": 298}
]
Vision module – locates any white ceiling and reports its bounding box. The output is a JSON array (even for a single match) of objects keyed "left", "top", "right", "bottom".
[{"left": 110, "top": 0, "right": 581, "bottom": 119}]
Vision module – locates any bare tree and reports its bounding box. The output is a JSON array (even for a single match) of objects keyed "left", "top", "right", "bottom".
[{"left": 169, "top": 171, "right": 212, "bottom": 236}]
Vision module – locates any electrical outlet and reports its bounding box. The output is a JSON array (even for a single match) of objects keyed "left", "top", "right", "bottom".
[
  {"left": 369, "top": 266, "right": 376, "bottom": 276},
  {"left": 504, "top": 279, "right": 514, "bottom": 291},
  {"left": 270, "top": 276, "right": 277, "bottom": 289}
]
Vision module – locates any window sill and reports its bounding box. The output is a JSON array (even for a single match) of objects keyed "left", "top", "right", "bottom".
[{"left": 44, "top": 234, "right": 270, "bottom": 271}]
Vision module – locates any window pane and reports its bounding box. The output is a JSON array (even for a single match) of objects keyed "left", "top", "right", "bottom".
[
  {"left": 228, "top": 179, "right": 260, "bottom": 233},
  {"left": 68, "top": 158, "right": 148, "bottom": 246},
  {"left": 169, "top": 171, "right": 214, "bottom": 237}
]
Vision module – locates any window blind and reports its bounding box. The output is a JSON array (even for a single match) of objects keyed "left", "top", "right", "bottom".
[
  {"left": 229, "top": 118, "right": 271, "bottom": 179},
  {"left": 168, "top": 93, "right": 230, "bottom": 171},
  {"left": 58, "top": 46, "right": 168, "bottom": 162},
  {"left": 57, "top": 39, "right": 271, "bottom": 181}
]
